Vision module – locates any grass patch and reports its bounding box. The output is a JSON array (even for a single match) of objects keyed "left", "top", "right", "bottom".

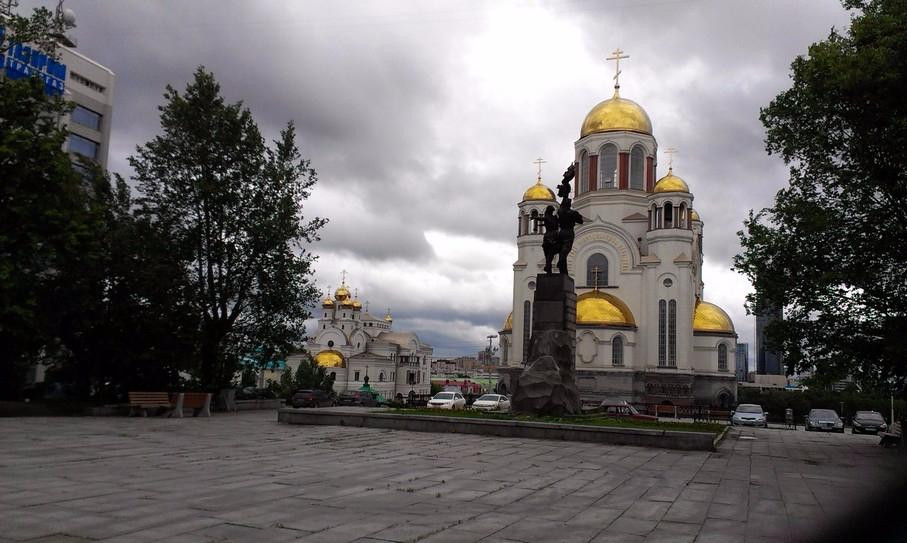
[{"left": 387, "top": 408, "right": 723, "bottom": 434}]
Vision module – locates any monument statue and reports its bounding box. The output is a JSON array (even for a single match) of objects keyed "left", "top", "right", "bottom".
[{"left": 538, "top": 163, "right": 584, "bottom": 275}]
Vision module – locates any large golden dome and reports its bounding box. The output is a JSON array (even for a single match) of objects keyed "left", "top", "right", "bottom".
[
  {"left": 321, "top": 296, "right": 334, "bottom": 308},
  {"left": 689, "top": 209, "right": 700, "bottom": 222},
  {"left": 581, "top": 90, "right": 652, "bottom": 138},
  {"left": 653, "top": 169, "right": 690, "bottom": 193},
  {"left": 577, "top": 291, "right": 636, "bottom": 327},
  {"left": 502, "top": 312, "right": 513, "bottom": 332},
  {"left": 313, "top": 349, "right": 345, "bottom": 368},
  {"left": 334, "top": 284, "right": 351, "bottom": 301},
  {"left": 522, "top": 178, "right": 556, "bottom": 202},
  {"left": 693, "top": 301, "right": 735, "bottom": 334}
]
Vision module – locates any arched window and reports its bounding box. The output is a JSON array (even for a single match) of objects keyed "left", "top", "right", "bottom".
[
  {"left": 586, "top": 253, "right": 608, "bottom": 287},
  {"left": 658, "top": 300, "right": 666, "bottom": 367},
  {"left": 522, "top": 300, "right": 531, "bottom": 363},
  {"left": 678, "top": 203, "right": 687, "bottom": 229},
  {"left": 530, "top": 209, "right": 539, "bottom": 234},
  {"left": 629, "top": 146, "right": 645, "bottom": 190},
  {"left": 718, "top": 344, "right": 728, "bottom": 371},
  {"left": 599, "top": 143, "right": 618, "bottom": 189},
  {"left": 664, "top": 202, "right": 674, "bottom": 228},
  {"left": 650, "top": 204, "right": 659, "bottom": 230},
  {"left": 379, "top": 371, "right": 385, "bottom": 382},
  {"left": 612, "top": 336, "right": 624, "bottom": 366},
  {"left": 579, "top": 151, "right": 589, "bottom": 194},
  {"left": 668, "top": 300, "right": 677, "bottom": 367}
]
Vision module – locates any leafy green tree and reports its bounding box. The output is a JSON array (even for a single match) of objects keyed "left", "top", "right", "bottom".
[
  {"left": 735, "top": 0, "right": 907, "bottom": 393},
  {"left": 130, "top": 68, "right": 326, "bottom": 391},
  {"left": 293, "top": 355, "right": 335, "bottom": 395}
]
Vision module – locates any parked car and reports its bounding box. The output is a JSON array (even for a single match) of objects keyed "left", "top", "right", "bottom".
[
  {"left": 851, "top": 411, "right": 888, "bottom": 434},
  {"left": 291, "top": 389, "right": 335, "bottom": 408},
  {"left": 731, "top": 404, "right": 768, "bottom": 427},
  {"left": 427, "top": 391, "right": 466, "bottom": 410},
  {"left": 337, "top": 390, "right": 378, "bottom": 407},
  {"left": 471, "top": 394, "right": 511, "bottom": 412},
  {"left": 805, "top": 408, "right": 844, "bottom": 432},
  {"left": 600, "top": 402, "right": 657, "bottom": 421}
]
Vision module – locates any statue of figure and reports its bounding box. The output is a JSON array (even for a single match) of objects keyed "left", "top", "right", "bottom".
[
  {"left": 557, "top": 164, "right": 575, "bottom": 200},
  {"left": 541, "top": 206, "right": 558, "bottom": 274},
  {"left": 555, "top": 197, "right": 583, "bottom": 274}
]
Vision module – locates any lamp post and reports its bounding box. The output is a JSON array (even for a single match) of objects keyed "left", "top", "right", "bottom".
[{"left": 485, "top": 334, "right": 498, "bottom": 393}]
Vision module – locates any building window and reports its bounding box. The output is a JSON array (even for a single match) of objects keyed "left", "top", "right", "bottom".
[
  {"left": 530, "top": 209, "right": 539, "bottom": 234},
  {"left": 658, "top": 300, "right": 666, "bottom": 367},
  {"left": 354, "top": 371, "right": 360, "bottom": 381},
  {"left": 586, "top": 254, "right": 608, "bottom": 287},
  {"left": 612, "top": 336, "right": 623, "bottom": 366},
  {"left": 579, "top": 151, "right": 589, "bottom": 194},
  {"left": 599, "top": 143, "right": 618, "bottom": 188},
  {"left": 718, "top": 344, "right": 728, "bottom": 371},
  {"left": 67, "top": 132, "right": 99, "bottom": 159},
  {"left": 664, "top": 202, "right": 674, "bottom": 228},
  {"left": 379, "top": 372, "right": 385, "bottom": 382},
  {"left": 629, "top": 145, "right": 645, "bottom": 190},
  {"left": 70, "top": 71, "right": 106, "bottom": 94},
  {"left": 668, "top": 300, "right": 677, "bottom": 367},
  {"left": 70, "top": 104, "right": 102, "bottom": 130},
  {"left": 522, "top": 301, "right": 531, "bottom": 363}
]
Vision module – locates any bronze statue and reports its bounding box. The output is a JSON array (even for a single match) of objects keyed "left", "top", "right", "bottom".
[
  {"left": 555, "top": 197, "right": 583, "bottom": 274},
  {"left": 541, "top": 206, "right": 558, "bottom": 274},
  {"left": 538, "top": 163, "right": 583, "bottom": 275}
]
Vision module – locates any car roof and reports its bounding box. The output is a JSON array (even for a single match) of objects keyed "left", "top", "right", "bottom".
[{"left": 736, "top": 404, "right": 762, "bottom": 408}]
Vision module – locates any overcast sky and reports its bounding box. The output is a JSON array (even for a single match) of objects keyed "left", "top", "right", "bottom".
[{"left": 30, "top": 0, "right": 853, "bottom": 360}]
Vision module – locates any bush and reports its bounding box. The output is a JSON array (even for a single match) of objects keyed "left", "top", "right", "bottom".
[{"left": 738, "top": 388, "right": 905, "bottom": 422}]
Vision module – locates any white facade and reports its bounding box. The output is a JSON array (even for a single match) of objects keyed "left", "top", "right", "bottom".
[{"left": 500, "top": 87, "right": 737, "bottom": 408}]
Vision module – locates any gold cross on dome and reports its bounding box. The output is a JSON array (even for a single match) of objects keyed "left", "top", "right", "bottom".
[
  {"left": 533, "top": 157, "right": 546, "bottom": 180},
  {"left": 665, "top": 147, "right": 678, "bottom": 171},
  {"left": 340, "top": 269, "right": 348, "bottom": 285},
  {"left": 606, "top": 48, "right": 629, "bottom": 91}
]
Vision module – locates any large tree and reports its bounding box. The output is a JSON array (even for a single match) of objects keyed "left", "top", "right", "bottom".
[
  {"left": 131, "top": 68, "right": 326, "bottom": 391},
  {"left": 734, "top": 0, "right": 907, "bottom": 392}
]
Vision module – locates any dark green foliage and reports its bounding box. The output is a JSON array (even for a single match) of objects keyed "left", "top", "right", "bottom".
[
  {"left": 735, "top": 0, "right": 907, "bottom": 392},
  {"left": 293, "top": 355, "right": 335, "bottom": 395},
  {"left": 737, "top": 388, "right": 906, "bottom": 423},
  {"left": 0, "top": 7, "right": 63, "bottom": 57},
  {"left": 130, "top": 68, "right": 326, "bottom": 391}
]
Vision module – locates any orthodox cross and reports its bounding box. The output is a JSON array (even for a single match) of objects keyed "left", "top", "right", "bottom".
[
  {"left": 354, "top": 288, "right": 359, "bottom": 299},
  {"left": 665, "top": 147, "right": 677, "bottom": 171},
  {"left": 606, "top": 48, "right": 629, "bottom": 91},
  {"left": 365, "top": 301, "right": 369, "bottom": 312},
  {"left": 326, "top": 285, "right": 332, "bottom": 299},
  {"left": 533, "top": 157, "right": 546, "bottom": 180},
  {"left": 591, "top": 265, "right": 601, "bottom": 290}
]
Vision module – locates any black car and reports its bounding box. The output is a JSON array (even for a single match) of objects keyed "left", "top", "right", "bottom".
[
  {"left": 805, "top": 408, "right": 844, "bottom": 433},
  {"left": 851, "top": 411, "right": 888, "bottom": 434},
  {"left": 291, "top": 389, "right": 334, "bottom": 408},
  {"left": 337, "top": 390, "right": 378, "bottom": 407}
]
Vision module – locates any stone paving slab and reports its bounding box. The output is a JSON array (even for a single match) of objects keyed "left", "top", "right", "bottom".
[{"left": 0, "top": 412, "right": 902, "bottom": 542}]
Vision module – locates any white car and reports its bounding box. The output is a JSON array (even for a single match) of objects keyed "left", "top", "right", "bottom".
[
  {"left": 731, "top": 404, "right": 768, "bottom": 427},
  {"left": 427, "top": 392, "right": 466, "bottom": 410},
  {"left": 471, "top": 394, "right": 511, "bottom": 412}
]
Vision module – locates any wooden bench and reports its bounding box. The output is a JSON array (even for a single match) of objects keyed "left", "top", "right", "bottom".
[
  {"left": 128, "top": 392, "right": 174, "bottom": 417},
  {"left": 880, "top": 422, "right": 902, "bottom": 448},
  {"left": 173, "top": 392, "right": 212, "bottom": 418},
  {"left": 706, "top": 409, "right": 731, "bottom": 423}
]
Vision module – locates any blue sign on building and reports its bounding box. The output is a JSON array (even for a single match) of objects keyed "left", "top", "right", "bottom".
[{"left": 0, "top": 26, "right": 67, "bottom": 95}]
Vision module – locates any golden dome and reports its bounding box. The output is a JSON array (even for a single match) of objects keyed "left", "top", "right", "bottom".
[
  {"left": 502, "top": 312, "right": 513, "bottom": 332},
  {"left": 352, "top": 299, "right": 362, "bottom": 311},
  {"left": 321, "top": 297, "right": 334, "bottom": 307},
  {"left": 334, "top": 285, "right": 351, "bottom": 301},
  {"left": 580, "top": 90, "right": 652, "bottom": 138},
  {"left": 522, "top": 178, "right": 556, "bottom": 202},
  {"left": 693, "top": 301, "right": 735, "bottom": 334},
  {"left": 341, "top": 297, "right": 354, "bottom": 308},
  {"left": 690, "top": 209, "right": 700, "bottom": 222},
  {"left": 576, "top": 291, "right": 636, "bottom": 327},
  {"left": 313, "top": 349, "right": 345, "bottom": 368},
  {"left": 653, "top": 169, "right": 690, "bottom": 193},
  {"left": 384, "top": 310, "right": 393, "bottom": 322}
]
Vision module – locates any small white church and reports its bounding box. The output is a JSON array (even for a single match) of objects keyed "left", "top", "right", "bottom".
[{"left": 499, "top": 53, "right": 737, "bottom": 408}]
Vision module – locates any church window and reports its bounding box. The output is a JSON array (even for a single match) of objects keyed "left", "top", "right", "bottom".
[
  {"left": 599, "top": 143, "right": 618, "bottom": 188},
  {"left": 379, "top": 372, "right": 385, "bottom": 382},
  {"left": 612, "top": 336, "right": 624, "bottom": 366},
  {"left": 330, "top": 372, "right": 336, "bottom": 380},
  {"left": 658, "top": 300, "right": 666, "bottom": 366},
  {"left": 718, "top": 344, "right": 728, "bottom": 371},
  {"left": 679, "top": 203, "right": 687, "bottom": 229},
  {"left": 629, "top": 146, "right": 645, "bottom": 190},
  {"left": 664, "top": 202, "right": 674, "bottom": 228},
  {"left": 586, "top": 254, "right": 608, "bottom": 287},
  {"left": 522, "top": 301, "right": 531, "bottom": 363},
  {"left": 579, "top": 151, "right": 589, "bottom": 194},
  {"left": 668, "top": 300, "right": 677, "bottom": 367},
  {"left": 354, "top": 371, "right": 360, "bottom": 381},
  {"left": 328, "top": 340, "right": 334, "bottom": 347},
  {"left": 530, "top": 209, "right": 539, "bottom": 234}
]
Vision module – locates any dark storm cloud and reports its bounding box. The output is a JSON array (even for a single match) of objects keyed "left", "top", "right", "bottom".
[{"left": 26, "top": 0, "right": 854, "bottom": 355}]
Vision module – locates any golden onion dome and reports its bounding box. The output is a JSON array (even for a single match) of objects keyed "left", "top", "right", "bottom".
[
  {"left": 321, "top": 296, "right": 334, "bottom": 308},
  {"left": 653, "top": 169, "right": 690, "bottom": 193},
  {"left": 502, "top": 311, "right": 513, "bottom": 332},
  {"left": 352, "top": 299, "right": 362, "bottom": 311},
  {"left": 341, "top": 297, "right": 354, "bottom": 308},
  {"left": 384, "top": 310, "right": 393, "bottom": 322},
  {"left": 576, "top": 291, "right": 636, "bottom": 327},
  {"left": 522, "top": 178, "right": 556, "bottom": 202},
  {"left": 580, "top": 90, "right": 652, "bottom": 138},
  {"left": 313, "top": 349, "right": 345, "bottom": 368},
  {"left": 334, "top": 284, "right": 351, "bottom": 301},
  {"left": 693, "top": 301, "right": 735, "bottom": 334},
  {"left": 690, "top": 209, "right": 700, "bottom": 222}
]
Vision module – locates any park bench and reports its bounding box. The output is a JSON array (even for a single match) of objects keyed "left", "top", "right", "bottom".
[
  {"left": 128, "top": 391, "right": 174, "bottom": 417},
  {"left": 706, "top": 409, "right": 731, "bottom": 423},
  {"left": 879, "top": 422, "right": 902, "bottom": 448},
  {"left": 173, "top": 392, "right": 212, "bottom": 418}
]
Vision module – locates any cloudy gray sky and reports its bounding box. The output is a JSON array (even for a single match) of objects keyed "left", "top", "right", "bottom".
[{"left": 31, "top": 0, "right": 853, "bottom": 360}]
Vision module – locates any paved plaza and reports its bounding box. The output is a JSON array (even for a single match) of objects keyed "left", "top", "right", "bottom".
[{"left": 0, "top": 411, "right": 902, "bottom": 543}]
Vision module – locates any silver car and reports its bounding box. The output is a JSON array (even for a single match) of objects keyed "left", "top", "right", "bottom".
[
  {"left": 731, "top": 404, "right": 767, "bottom": 427},
  {"left": 806, "top": 408, "right": 844, "bottom": 433}
]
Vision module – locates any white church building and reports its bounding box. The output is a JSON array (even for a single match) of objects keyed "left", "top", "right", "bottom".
[
  {"left": 499, "top": 66, "right": 737, "bottom": 408},
  {"left": 286, "top": 279, "right": 433, "bottom": 401}
]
